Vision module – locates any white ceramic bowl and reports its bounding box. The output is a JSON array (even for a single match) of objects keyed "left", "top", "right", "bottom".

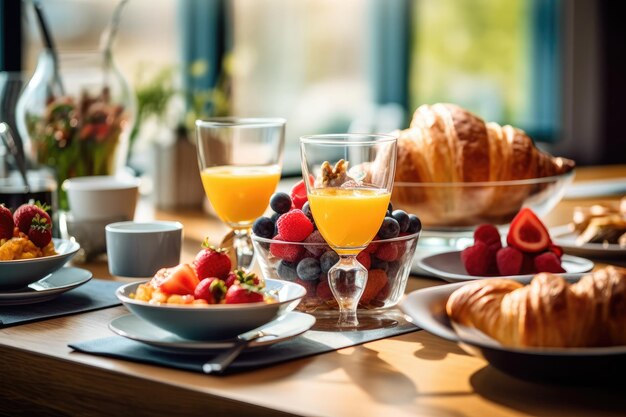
[
  {"left": 116, "top": 278, "right": 307, "bottom": 341},
  {"left": 0, "top": 238, "right": 81, "bottom": 289},
  {"left": 62, "top": 175, "right": 140, "bottom": 221}
]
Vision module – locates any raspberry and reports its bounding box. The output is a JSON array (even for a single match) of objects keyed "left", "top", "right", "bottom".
[
  {"left": 473, "top": 224, "right": 502, "bottom": 248},
  {"left": 461, "top": 241, "right": 494, "bottom": 276},
  {"left": 549, "top": 244, "right": 564, "bottom": 258},
  {"left": 356, "top": 251, "right": 371, "bottom": 269},
  {"left": 269, "top": 234, "right": 305, "bottom": 262},
  {"left": 361, "top": 269, "right": 388, "bottom": 303},
  {"left": 534, "top": 252, "right": 566, "bottom": 273},
  {"left": 496, "top": 246, "right": 523, "bottom": 276},
  {"left": 364, "top": 235, "right": 381, "bottom": 253},
  {"left": 276, "top": 209, "right": 314, "bottom": 242},
  {"left": 374, "top": 242, "right": 400, "bottom": 262}
]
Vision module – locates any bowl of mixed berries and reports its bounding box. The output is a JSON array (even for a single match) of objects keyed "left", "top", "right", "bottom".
[
  {"left": 116, "top": 240, "right": 307, "bottom": 341},
  {"left": 251, "top": 180, "right": 422, "bottom": 314}
]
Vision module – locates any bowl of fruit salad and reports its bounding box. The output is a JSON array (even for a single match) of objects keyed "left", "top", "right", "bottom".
[
  {"left": 251, "top": 182, "right": 421, "bottom": 314},
  {"left": 116, "top": 242, "right": 307, "bottom": 341}
]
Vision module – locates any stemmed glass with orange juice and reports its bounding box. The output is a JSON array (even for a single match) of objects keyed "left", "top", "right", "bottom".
[
  {"left": 300, "top": 134, "right": 397, "bottom": 328},
  {"left": 196, "top": 118, "right": 285, "bottom": 269}
]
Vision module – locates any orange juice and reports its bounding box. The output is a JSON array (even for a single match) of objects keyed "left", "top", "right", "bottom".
[
  {"left": 201, "top": 165, "right": 281, "bottom": 228},
  {"left": 308, "top": 187, "right": 390, "bottom": 255}
]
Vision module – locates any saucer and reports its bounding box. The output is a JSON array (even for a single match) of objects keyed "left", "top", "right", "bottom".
[
  {"left": 108, "top": 311, "right": 316, "bottom": 353},
  {"left": 418, "top": 250, "right": 594, "bottom": 282},
  {"left": 551, "top": 225, "right": 626, "bottom": 260},
  {"left": 0, "top": 267, "right": 93, "bottom": 306}
]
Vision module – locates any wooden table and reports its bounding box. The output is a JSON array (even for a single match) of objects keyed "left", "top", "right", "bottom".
[{"left": 1, "top": 166, "right": 625, "bottom": 417}]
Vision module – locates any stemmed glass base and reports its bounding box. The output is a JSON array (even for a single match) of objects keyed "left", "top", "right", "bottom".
[
  {"left": 328, "top": 255, "right": 367, "bottom": 328},
  {"left": 219, "top": 229, "right": 255, "bottom": 271}
]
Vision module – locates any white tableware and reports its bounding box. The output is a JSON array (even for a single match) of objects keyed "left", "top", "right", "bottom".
[
  {"left": 400, "top": 276, "right": 626, "bottom": 384},
  {"left": 62, "top": 175, "right": 140, "bottom": 221},
  {"left": 115, "top": 278, "right": 307, "bottom": 341},
  {"left": 105, "top": 221, "right": 183, "bottom": 277},
  {"left": 0, "top": 238, "right": 81, "bottom": 289},
  {"left": 108, "top": 311, "right": 316, "bottom": 353},
  {"left": 417, "top": 250, "right": 594, "bottom": 282},
  {"left": 0, "top": 267, "right": 92, "bottom": 306},
  {"left": 551, "top": 225, "right": 626, "bottom": 259}
]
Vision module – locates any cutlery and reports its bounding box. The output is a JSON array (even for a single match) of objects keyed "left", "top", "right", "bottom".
[{"left": 202, "top": 329, "right": 277, "bottom": 374}]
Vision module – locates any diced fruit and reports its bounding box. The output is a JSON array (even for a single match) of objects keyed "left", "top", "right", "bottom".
[
  {"left": 374, "top": 242, "right": 400, "bottom": 262},
  {"left": 507, "top": 208, "right": 552, "bottom": 253},
  {"left": 252, "top": 216, "right": 275, "bottom": 239},
  {"left": 290, "top": 179, "right": 309, "bottom": 210},
  {"left": 320, "top": 250, "right": 339, "bottom": 274},
  {"left": 391, "top": 210, "right": 410, "bottom": 233},
  {"left": 27, "top": 214, "right": 53, "bottom": 248},
  {"left": 297, "top": 257, "right": 321, "bottom": 281},
  {"left": 194, "top": 277, "right": 227, "bottom": 304},
  {"left": 406, "top": 214, "right": 422, "bottom": 234},
  {"left": 224, "top": 283, "right": 264, "bottom": 304},
  {"left": 0, "top": 205, "right": 14, "bottom": 240},
  {"left": 276, "top": 209, "right": 314, "bottom": 242},
  {"left": 461, "top": 241, "right": 494, "bottom": 276},
  {"left": 534, "top": 252, "right": 566, "bottom": 273},
  {"left": 194, "top": 239, "right": 232, "bottom": 280},
  {"left": 270, "top": 235, "right": 306, "bottom": 262},
  {"left": 153, "top": 264, "right": 200, "bottom": 295},
  {"left": 361, "top": 269, "right": 388, "bottom": 303},
  {"left": 356, "top": 251, "right": 371, "bottom": 269},
  {"left": 378, "top": 217, "right": 400, "bottom": 239},
  {"left": 473, "top": 224, "right": 502, "bottom": 249},
  {"left": 269, "top": 192, "right": 293, "bottom": 214},
  {"left": 496, "top": 246, "right": 523, "bottom": 276},
  {"left": 13, "top": 202, "right": 52, "bottom": 235}
]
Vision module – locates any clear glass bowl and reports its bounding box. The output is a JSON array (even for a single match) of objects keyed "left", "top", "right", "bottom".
[
  {"left": 391, "top": 171, "right": 575, "bottom": 231},
  {"left": 252, "top": 232, "right": 420, "bottom": 314}
]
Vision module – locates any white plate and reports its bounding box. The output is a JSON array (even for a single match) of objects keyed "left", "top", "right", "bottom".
[
  {"left": 0, "top": 238, "right": 81, "bottom": 290},
  {"left": 418, "top": 250, "right": 594, "bottom": 282},
  {"left": 108, "top": 311, "right": 316, "bottom": 353},
  {"left": 551, "top": 225, "right": 626, "bottom": 259},
  {"left": 0, "top": 267, "right": 93, "bottom": 306}
]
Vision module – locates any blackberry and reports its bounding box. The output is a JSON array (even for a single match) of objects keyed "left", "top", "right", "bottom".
[
  {"left": 297, "top": 258, "right": 321, "bottom": 281},
  {"left": 277, "top": 261, "right": 298, "bottom": 282},
  {"left": 378, "top": 217, "right": 400, "bottom": 239},
  {"left": 406, "top": 214, "right": 422, "bottom": 234},
  {"left": 270, "top": 192, "right": 292, "bottom": 214},
  {"left": 320, "top": 250, "right": 339, "bottom": 274},
  {"left": 391, "top": 210, "right": 409, "bottom": 233},
  {"left": 252, "top": 216, "right": 275, "bottom": 239}
]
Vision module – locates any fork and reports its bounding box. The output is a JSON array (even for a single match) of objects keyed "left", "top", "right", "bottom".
[{"left": 202, "top": 329, "right": 277, "bottom": 374}]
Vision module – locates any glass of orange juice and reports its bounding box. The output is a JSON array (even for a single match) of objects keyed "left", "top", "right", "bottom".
[
  {"left": 300, "top": 134, "right": 397, "bottom": 328},
  {"left": 196, "top": 118, "right": 285, "bottom": 269}
]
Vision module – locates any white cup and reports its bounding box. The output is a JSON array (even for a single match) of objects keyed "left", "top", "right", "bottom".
[
  {"left": 62, "top": 175, "right": 140, "bottom": 221},
  {"left": 105, "top": 221, "right": 183, "bottom": 278}
]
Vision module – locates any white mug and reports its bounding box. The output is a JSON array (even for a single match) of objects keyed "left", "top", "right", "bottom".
[{"left": 63, "top": 175, "right": 140, "bottom": 221}]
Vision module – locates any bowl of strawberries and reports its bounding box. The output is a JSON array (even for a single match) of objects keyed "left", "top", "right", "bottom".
[
  {"left": 251, "top": 180, "right": 421, "bottom": 314},
  {"left": 0, "top": 203, "right": 80, "bottom": 289},
  {"left": 115, "top": 241, "right": 307, "bottom": 341}
]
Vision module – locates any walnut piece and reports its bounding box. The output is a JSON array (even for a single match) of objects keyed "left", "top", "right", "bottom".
[{"left": 315, "top": 159, "right": 350, "bottom": 187}]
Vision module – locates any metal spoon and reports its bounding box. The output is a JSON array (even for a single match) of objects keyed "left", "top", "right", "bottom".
[{"left": 202, "top": 329, "right": 277, "bottom": 374}]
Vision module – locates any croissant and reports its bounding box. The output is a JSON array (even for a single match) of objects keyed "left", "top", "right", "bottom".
[
  {"left": 389, "top": 103, "right": 575, "bottom": 227},
  {"left": 445, "top": 266, "right": 626, "bottom": 348}
]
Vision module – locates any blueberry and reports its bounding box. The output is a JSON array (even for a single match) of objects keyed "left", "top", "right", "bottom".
[
  {"left": 320, "top": 250, "right": 339, "bottom": 274},
  {"left": 392, "top": 210, "right": 409, "bottom": 233},
  {"left": 277, "top": 261, "right": 298, "bottom": 282},
  {"left": 301, "top": 201, "right": 316, "bottom": 227},
  {"left": 297, "top": 258, "right": 321, "bottom": 281},
  {"left": 270, "top": 192, "right": 292, "bottom": 214},
  {"left": 370, "top": 258, "right": 389, "bottom": 272},
  {"left": 252, "top": 216, "right": 275, "bottom": 239},
  {"left": 271, "top": 212, "right": 280, "bottom": 223},
  {"left": 378, "top": 217, "right": 400, "bottom": 239},
  {"left": 406, "top": 214, "right": 422, "bottom": 234}
]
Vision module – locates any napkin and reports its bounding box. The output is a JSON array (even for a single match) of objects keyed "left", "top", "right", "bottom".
[
  {"left": 0, "top": 279, "right": 123, "bottom": 328},
  {"left": 69, "top": 317, "right": 419, "bottom": 375}
]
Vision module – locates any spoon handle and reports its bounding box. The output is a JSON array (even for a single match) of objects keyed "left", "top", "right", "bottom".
[{"left": 202, "top": 339, "right": 249, "bottom": 374}]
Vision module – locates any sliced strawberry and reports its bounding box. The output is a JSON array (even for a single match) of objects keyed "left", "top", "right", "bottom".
[
  {"left": 534, "top": 252, "right": 566, "bottom": 274},
  {"left": 153, "top": 264, "right": 200, "bottom": 295},
  {"left": 506, "top": 208, "right": 552, "bottom": 253},
  {"left": 290, "top": 175, "right": 314, "bottom": 210},
  {"left": 496, "top": 246, "right": 523, "bottom": 276},
  {"left": 461, "top": 241, "right": 493, "bottom": 276}
]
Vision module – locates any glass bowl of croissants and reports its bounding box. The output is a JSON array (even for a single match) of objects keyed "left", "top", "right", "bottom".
[{"left": 382, "top": 103, "right": 575, "bottom": 231}]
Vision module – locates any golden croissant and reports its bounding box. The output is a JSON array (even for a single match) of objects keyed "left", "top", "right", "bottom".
[
  {"left": 383, "top": 103, "right": 575, "bottom": 227},
  {"left": 446, "top": 266, "right": 626, "bottom": 348}
]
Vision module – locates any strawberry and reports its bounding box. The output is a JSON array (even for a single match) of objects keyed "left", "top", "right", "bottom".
[
  {"left": 13, "top": 202, "right": 52, "bottom": 235},
  {"left": 153, "top": 264, "right": 200, "bottom": 295},
  {"left": 534, "top": 252, "right": 566, "bottom": 273},
  {"left": 27, "top": 214, "right": 52, "bottom": 248},
  {"left": 290, "top": 176, "right": 314, "bottom": 210},
  {"left": 194, "top": 238, "right": 232, "bottom": 280},
  {"left": 361, "top": 269, "right": 388, "bottom": 303},
  {"left": 364, "top": 235, "right": 381, "bottom": 253},
  {"left": 224, "top": 282, "right": 264, "bottom": 304},
  {"left": 270, "top": 234, "right": 306, "bottom": 262},
  {"left": 194, "top": 277, "right": 227, "bottom": 304},
  {"left": 496, "top": 246, "right": 523, "bottom": 276},
  {"left": 374, "top": 242, "right": 400, "bottom": 262},
  {"left": 0, "top": 204, "right": 15, "bottom": 240},
  {"left": 231, "top": 269, "right": 262, "bottom": 286},
  {"left": 461, "top": 241, "right": 494, "bottom": 276},
  {"left": 473, "top": 224, "right": 502, "bottom": 251},
  {"left": 356, "top": 251, "right": 371, "bottom": 269},
  {"left": 506, "top": 208, "right": 552, "bottom": 253},
  {"left": 276, "top": 209, "right": 314, "bottom": 242},
  {"left": 224, "top": 271, "right": 238, "bottom": 288}
]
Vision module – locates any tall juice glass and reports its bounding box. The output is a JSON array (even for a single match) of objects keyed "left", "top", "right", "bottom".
[
  {"left": 196, "top": 118, "right": 285, "bottom": 269},
  {"left": 300, "top": 134, "right": 397, "bottom": 328}
]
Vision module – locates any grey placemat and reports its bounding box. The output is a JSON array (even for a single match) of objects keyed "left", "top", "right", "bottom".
[
  {"left": 0, "top": 279, "right": 123, "bottom": 328},
  {"left": 69, "top": 318, "right": 419, "bottom": 375}
]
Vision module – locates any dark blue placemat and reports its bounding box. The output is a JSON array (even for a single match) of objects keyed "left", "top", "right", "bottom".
[
  {"left": 69, "top": 317, "right": 419, "bottom": 375},
  {"left": 0, "top": 279, "right": 123, "bottom": 328}
]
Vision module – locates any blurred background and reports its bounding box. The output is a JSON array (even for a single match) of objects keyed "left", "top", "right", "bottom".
[{"left": 1, "top": 0, "right": 624, "bottom": 179}]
